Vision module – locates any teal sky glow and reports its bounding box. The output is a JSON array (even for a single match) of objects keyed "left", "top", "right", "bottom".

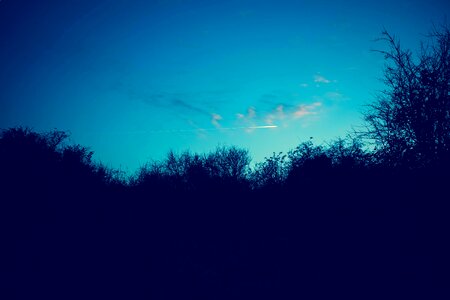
[{"left": 1, "top": 0, "right": 448, "bottom": 172}]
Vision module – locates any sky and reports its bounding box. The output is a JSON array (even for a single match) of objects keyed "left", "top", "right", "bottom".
[{"left": 1, "top": 0, "right": 449, "bottom": 173}]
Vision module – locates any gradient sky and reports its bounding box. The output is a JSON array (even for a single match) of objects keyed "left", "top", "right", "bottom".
[{"left": 1, "top": 0, "right": 449, "bottom": 172}]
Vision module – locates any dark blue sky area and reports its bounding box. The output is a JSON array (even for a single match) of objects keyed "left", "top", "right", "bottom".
[{"left": 1, "top": 0, "right": 449, "bottom": 172}]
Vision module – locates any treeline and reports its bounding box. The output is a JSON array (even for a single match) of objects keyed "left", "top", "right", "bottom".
[
  {"left": 0, "top": 126, "right": 420, "bottom": 193},
  {"left": 3, "top": 125, "right": 450, "bottom": 299},
  {"left": 1, "top": 125, "right": 449, "bottom": 195},
  {"left": 0, "top": 126, "right": 368, "bottom": 194}
]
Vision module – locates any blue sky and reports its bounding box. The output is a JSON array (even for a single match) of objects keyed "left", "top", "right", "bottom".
[{"left": 1, "top": 0, "right": 449, "bottom": 172}]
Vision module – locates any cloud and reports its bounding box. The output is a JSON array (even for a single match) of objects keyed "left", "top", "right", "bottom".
[
  {"left": 171, "top": 98, "right": 210, "bottom": 116},
  {"left": 235, "top": 106, "right": 259, "bottom": 133},
  {"left": 211, "top": 113, "right": 222, "bottom": 128},
  {"left": 247, "top": 106, "right": 256, "bottom": 119},
  {"left": 120, "top": 88, "right": 214, "bottom": 117},
  {"left": 299, "top": 83, "right": 309, "bottom": 88},
  {"left": 236, "top": 100, "right": 322, "bottom": 134},
  {"left": 293, "top": 102, "right": 322, "bottom": 119},
  {"left": 314, "top": 74, "right": 331, "bottom": 84},
  {"left": 276, "top": 105, "right": 284, "bottom": 113},
  {"left": 113, "top": 81, "right": 234, "bottom": 117},
  {"left": 236, "top": 106, "right": 256, "bottom": 121},
  {"left": 293, "top": 107, "right": 312, "bottom": 118},
  {"left": 324, "top": 91, "right": 345, "bottom": 101},
  {"left": 265, "top": 105, "right": 285, "bottom": 125}
]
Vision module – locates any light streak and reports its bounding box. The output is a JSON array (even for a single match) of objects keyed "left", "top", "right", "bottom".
[{"left": 246, "top": 125, "right": 277, "bottom": 129}]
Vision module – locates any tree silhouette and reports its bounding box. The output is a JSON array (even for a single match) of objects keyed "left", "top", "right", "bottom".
[
  {"left": 205, "top": 146, "right": 251, "bottom": 181},
  {"left": 131, "top": 146, "right": 251, "bottom": 194},
  {"left": 251, "top": 152, "right": 289, "bottom": 189},
  {"left": 363, "top": 25, "right": 450, "bottom": 167}
]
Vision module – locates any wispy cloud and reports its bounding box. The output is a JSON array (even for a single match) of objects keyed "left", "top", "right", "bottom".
[
  {"left": 314, "top": 74, "right": 331, "bottom": 84},
  {"left": 172, "top": 98, "right": 211, "bottom": 116},
  {"left": 235, "top": 106, "right": 258, "bottom": 133},
  {"left": 247, "top": 106, "right": 256, "bottom": 119},
  {"left": 119, "top": 88, "right": 215, "bottom": 117},
  {"left": 324, "top": 91, "right": 345, "bottom": 101},
  {"left": 265, "top": 105, "right": 286, "bottom": 125},
  {"left": 236, "top": 100, "right": 323, "bottom": 134},
  {"left": 115, "top": 81, "right": 329, "bottom": 137},
  {"left": 211, "top": 113, "right": 222, "bottom": 128},
  {"left": 236, "top": 106, "right": 256, "bottom": 121},
  {"left": 113, "top": 81, "right": 233, "bottom": 117},
  {"left": 293, "top": 102, "right": 322, "bottom": 118}
]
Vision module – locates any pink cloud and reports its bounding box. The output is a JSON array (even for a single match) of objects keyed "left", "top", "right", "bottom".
[
  {"left": 236, "top": 101, "right": 322, "bottom": 133},
  {"left": 265, "top": 105, "right": 286, "bottom": 125},
  {"left": 293, "top": 102, "right": 322, "bottom": 119}
]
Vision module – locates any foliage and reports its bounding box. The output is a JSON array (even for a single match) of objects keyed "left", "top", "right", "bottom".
[
  {"left": 131, "top": 146, "right": 251, "bottom": 192},
  {"left": 251, "top": 152, "right": 289, "bottom": 188},
  {"left": 205, "top": 146, "right": 251, "bottom": 181},
  {"left": 0, "top": 127, "right": 118, "bottom": 189},
  {"left": 325, "top": 137, "right": 368, "bottom": 169}
]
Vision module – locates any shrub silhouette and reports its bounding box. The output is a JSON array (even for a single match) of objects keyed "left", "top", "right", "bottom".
[
  {"left": 133, "top": 146, "right": 251, "bottom": 194},
  {"left": 251, "top": 152, "right": 288, "bottom": 189}
]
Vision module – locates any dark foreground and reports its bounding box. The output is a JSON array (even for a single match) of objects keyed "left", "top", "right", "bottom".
[{"left": 2, "top": 128, "right": 450, "bottom": 299}]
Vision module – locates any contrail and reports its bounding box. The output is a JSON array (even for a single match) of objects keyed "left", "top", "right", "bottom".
[
  {"left": 246, "top": 125, "right": 277, "bottom": 129},
  {"left": 196, "top": 125, "right": 278, "bottom": 131}
]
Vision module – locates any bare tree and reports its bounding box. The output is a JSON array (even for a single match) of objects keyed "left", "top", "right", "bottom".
[
  {"left": 363, "top": 25, "right": 450, "bottom": 167},
  {"left": 205, "top": 146, "right": 251, "bottom": 180},
  {"left": 252, "top": 152, "right": 288, "bottom": 188}
]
